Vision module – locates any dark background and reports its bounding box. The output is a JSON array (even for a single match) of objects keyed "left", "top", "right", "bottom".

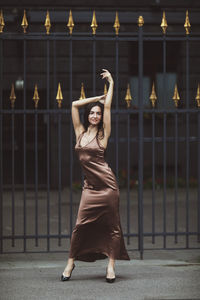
[{"left": 0, "top": 0, "right": 199, "bottom": 188}]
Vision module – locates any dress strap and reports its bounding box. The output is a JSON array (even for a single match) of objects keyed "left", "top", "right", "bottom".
[{"left": 77, "top": 131, "right": 85, "bottom": 142}]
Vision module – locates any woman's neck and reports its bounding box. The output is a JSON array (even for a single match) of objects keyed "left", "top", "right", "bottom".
[{"left": 87, "top": 125, "right": 98, "bottom": 136}]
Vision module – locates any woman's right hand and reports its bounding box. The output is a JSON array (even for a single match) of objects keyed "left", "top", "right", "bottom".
[{"left": 98, "top": 94, "right": 106, "bottom": 104}]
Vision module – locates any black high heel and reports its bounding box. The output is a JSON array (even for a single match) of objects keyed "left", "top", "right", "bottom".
[
  {"left": 61, "top": 263, "right": 75, "bottom": 281},
  {"left": 106, "top": 267, "right": 116, "bottom": 283}
]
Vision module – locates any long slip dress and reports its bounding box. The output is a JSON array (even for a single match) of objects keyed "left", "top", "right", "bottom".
[{"left": 68, "top": 132, "right": 130, "bottom": 262}]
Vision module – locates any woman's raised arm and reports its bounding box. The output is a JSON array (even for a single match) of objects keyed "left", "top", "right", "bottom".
[{"left": 100, "top": 69, "right": 114, "bottom": 139}]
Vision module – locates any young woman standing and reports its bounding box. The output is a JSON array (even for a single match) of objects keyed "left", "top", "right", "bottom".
[{"left": 61, "top": 69, "right": 130, "bottom": 283}]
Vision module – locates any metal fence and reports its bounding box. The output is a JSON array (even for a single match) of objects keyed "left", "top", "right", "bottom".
[{"left": 0, "top": 10, "right": 200, "bottom": 258}]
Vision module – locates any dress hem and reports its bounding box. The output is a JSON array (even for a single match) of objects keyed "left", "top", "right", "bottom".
[{"left": 69, "top": 250, "right": 130, "bottom": 262}]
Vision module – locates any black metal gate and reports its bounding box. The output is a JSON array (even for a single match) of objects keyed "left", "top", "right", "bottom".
[{"left": 0, "top": 10, "right": 199, "bottom": 258}]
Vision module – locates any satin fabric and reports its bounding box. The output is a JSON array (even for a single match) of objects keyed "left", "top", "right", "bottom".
[{"left": 68, "top": 132, "right": 130, "bottom": 262}]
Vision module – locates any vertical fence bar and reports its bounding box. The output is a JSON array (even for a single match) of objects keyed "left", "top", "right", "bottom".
[
  {"left": 0, "top": 38, "right": 3, "bottom": 253},
  {"left": 23, "top": 38, "right": 27, "bottom": 252},
  {"left": 58, "top": 111, "right": 62, "bottom": 246},
  {"left": 34, "top": 109, "right": 38, "bottom": 247},
  {"left": 174, "top": 111, "right": 178, "bottom": 243},
  {"left": 69, "top": 37, "right": 73, "bottom": 237},
  {"left": 11, "top": 106, "right": 15, "bottom": 247},
  {"left": 163, "top": 113, "right": 167, "bottom": 248},
  {"left": 92, "top": 36, "right": 96, "bottom": 95},
  {"left": 115, "top": 36, "right": 119, "bottom": 182},
  {"left": 138, "top": 23, "right": 144, "bottom": 259},
  {"left": 185, "top": 35, "right": 190, "bottom": 248},
  {"left": 152, "top": 111, "right": 155, "bottom": 244},
  {"left": 198, "top": 111, "right": 200, "bottom": 242},
  {"left": 162, "top": 35, "right": 167, "bottom": 249},
  {"left": 53, "top": 40, "right": 57, "bottom": 110},
  {"left": 46, "top": 38, "right": 50, "bottom": 250},
  {"left": 127, "top": 113, "right": 130, "bottom": 244}
]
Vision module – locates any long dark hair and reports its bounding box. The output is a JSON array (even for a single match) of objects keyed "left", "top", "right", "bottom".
[{"left": 83, "top": 102, "right": 104, "bottom": 139}]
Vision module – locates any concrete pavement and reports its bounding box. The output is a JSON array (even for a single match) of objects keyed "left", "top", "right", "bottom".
[{"left": 0, "top": 250, "right": 200, "bottom": 300}]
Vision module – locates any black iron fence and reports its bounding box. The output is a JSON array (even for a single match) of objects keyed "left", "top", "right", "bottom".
[{"left": 0, "top": 10, "right": 200, "bottom": 258}]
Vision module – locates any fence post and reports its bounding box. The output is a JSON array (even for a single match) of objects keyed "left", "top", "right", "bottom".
[
  {"left": 138, "top": 16, "right": 144, "bottom": 260},
  {"left": 0, "top": 38, "right": 3, "bottom": 253}
]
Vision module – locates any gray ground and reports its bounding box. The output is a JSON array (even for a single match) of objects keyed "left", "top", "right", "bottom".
[{"left": 0, "top": 250, "right": 200, "bottom": 300}]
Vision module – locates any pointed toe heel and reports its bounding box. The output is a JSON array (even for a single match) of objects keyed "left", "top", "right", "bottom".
[
  {"left": 106, "top": 277, "right": 116, "bottom": 283},
  {"left": 61, "top": 263, "right": 75, "bottom": 282},
  {"left": 106, "top": 267, "right": 116, "bottom": 283}
]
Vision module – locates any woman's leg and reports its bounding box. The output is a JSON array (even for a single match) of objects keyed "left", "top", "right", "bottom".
[
  {"left": 107, "top": 258, "right": 115, "bottom": 279},
  {"left": 63, "top": 257, "right": 75, "bottom": 276}
]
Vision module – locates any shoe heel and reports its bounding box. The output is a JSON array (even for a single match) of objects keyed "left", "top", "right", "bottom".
[
  {"left": 61, "top": 263, "right": 75, "bottom": 282},
  {"left": 106, "top": 267, "right": 116, "bottom": 283}
]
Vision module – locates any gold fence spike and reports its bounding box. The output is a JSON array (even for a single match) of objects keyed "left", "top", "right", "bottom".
[
  {"left": 125, "top": 83, "right": 132, "bottom": 108},
  {"left": 184, "top": 10, "right": 191, "bottom": 35},
  {"left": 21, "top": 9, "right": 28, "bottom": 33},
  {"left": 33, "top": 84, "right": 40, "bottom": 108},
  {"left": 195, "top": 83, "right": 200, "bottom": 107},
  {"left": 160, "top": 11, "right": 168, "bottom": 34},
  {"left": 150, "top": 82, "right": 157, "bottom": 108},
  {"left": 91, "top": 11, "right": 98, "bottom": 35},
  {"left": 56, "top": 83, "right": 63, "bottom": 108},
  {"left": 104, "top": 83, "right": 108, "bottom": 95},
  {"left": 172, "top": 83, "right": 180, "bottom": 107},
  {"left": 10, "top": 83, "right": 16, "bottom": 108},
  {"left": 0, "top": 9, "right": 5, "bottom": 33},
  {"left": 113, "top": 12, "right": 120, "bottom": 35},
  {"left": 79, "top": 83, "right": 86, "bottom": 99},
  {"left": 67, "top": 10, "right": 74, "bottom": 35},
  {"left": 44, "top": 10, "right": 51, "bottom": 35},
  {"left": 138, "top": 15, "right": 144, "bottom": 27}
]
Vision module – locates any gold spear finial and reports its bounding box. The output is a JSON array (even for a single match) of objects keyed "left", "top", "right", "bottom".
[
  {"left": 21, "top": 9, "right": 28, "bottom": 33},
  {"left": 150, "top": 82, "right": 157, "bottom": 108},
  {"left": 91, "top": 11, "right": 98, "bottom": 35},
  {"left": 125, "top": 83, "right": 132, "bottom": 108},
  {"left": 44, "top": 10, "right": 51, "bottom": 35},
  {"left": 67, "top": 10, "right": 74, "bottom": 35},
  {"left": 79, "top": 83, "right": 86, "bottom": 100},
  {"left": 0, "top": 9, "right": 5, "bottom": 33},
  {"left": 56, "top": 83, "right": 63, "bottom": 108},
  {"left": 138, "top": 15, "right": 144, "bottom": 27},
  {"left": 113, "top": 11, "right": 120, "bottom": 35},
  {"left": 172, "top": 83, "right": 180, "bottom": 107},
  {"left": 195, "top": 83, "right": 200, "bottom": 107},
  {"left": 104, "top": 83, "right": 108, "bottom": 95},
  {"left": 33, "top": 84, "right": 40, "bottom": 108},
  {"left": 184, "top": 10, "right": 191, "bottom": 35},
  {"left": 160, "top": 11, "right": 168, "bottom": 34},
  {"left": 10, "top": 83, "right": 16, "bottom": 108}
]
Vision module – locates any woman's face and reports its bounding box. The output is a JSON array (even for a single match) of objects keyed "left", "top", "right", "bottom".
[{"left": 88, "top": 106, "right": 102, "bottom": 126}]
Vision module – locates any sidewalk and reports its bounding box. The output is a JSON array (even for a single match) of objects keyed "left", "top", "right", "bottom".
[{"left": 0, "top": 250, "right": 200, "bottom": 300}]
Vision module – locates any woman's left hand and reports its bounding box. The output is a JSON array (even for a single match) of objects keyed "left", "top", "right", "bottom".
[{"left": 100, "top": 69, "right": 114, "bottom": 84}]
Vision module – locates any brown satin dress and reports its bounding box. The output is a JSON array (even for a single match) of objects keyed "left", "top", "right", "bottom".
[{"left": 68, "top": 132, "right": 130, "bottom": 262}]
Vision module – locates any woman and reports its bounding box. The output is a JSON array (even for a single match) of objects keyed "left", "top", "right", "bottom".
[{"left": 61, "top": 69, "right": 130, "bottom": 283}]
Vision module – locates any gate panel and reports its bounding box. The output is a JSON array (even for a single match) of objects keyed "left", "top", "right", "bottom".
[{"left": 0, "top": 10, "right": 199, "bottom": 256}]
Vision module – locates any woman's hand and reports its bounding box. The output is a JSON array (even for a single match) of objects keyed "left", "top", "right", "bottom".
[
  {"left": 98, "top": 94, "right": 107, "bottom": 103},
  {"left": 100, "top": 69, "right": 114, "bottom": 84}
]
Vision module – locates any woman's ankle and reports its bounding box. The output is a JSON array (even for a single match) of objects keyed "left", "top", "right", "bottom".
[{"left": 107, "top": 258, "right": 115, "bottom": 270}]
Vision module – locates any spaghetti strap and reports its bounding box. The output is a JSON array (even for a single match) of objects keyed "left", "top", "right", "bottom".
[{"left": 77, "top": 131, "right": 85, "bottom": 142}]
